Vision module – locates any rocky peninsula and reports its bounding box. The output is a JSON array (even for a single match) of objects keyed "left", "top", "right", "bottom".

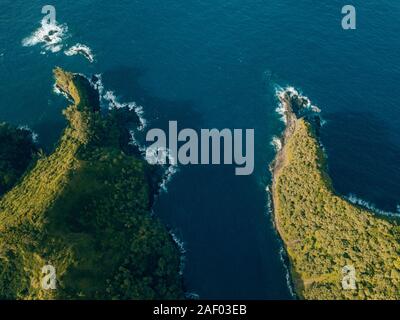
[
  {"left": 271, "top": 88, "right": 400, "bottom": 300},
  {"left": 0, "top": 68, "right": 183, "bottom": 299}
]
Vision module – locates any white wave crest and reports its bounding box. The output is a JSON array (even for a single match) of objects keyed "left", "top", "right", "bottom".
[
  {"left": 274, "top": 85, "right": 321, "bottom": 123},
  {"left": 128, "top": 133, "right": 179, "bottom": 193},
  {"left": 88, "top": 74, "right": 104, "bottom": 97},
  {"left": 88, "top": 75, "right": 147, "bottom": 131},
  {"left": 279, "top": 247, "right": 296, "bottom": 298},
  {"left": 73, "top": 72, "right": 178, "bottom": 193},
  {"left": 346, "top": 194, "right": 400, "bottom": 218},
  {"left": 87, "top": 74, "right": 180, "bottom": 192},
  {"left": 277, "top": 86, "right": 320, "bottom": 112},
  {"left": 271, "top": 136, "right": 282, "bottom": 152},
  {"left": 275, "top": 101, "right": 287, "bottom": 124},
  {"left": 18, "top": 125, "right": 39, "bottom": 144},
  {"left": 169, "top": 231, "right": 186, "bottom": 276},
  {"left": 103, "top": 91, "right": 147, "bottom": 131},
  {"left": 160, "top": 163, "right": 179, "bottom": 192},
  {"left": 64, "top": 43, "right": 95, "bottom": 63},
  {"left": 145, "top": 146, "right": 179, "bottom": 192},
  {"left": 22, "top": 19, "right": 68, "bottom": 53},
  {"left": 53, "top": 83, "right": 74, "bottom": 103},
  {"left": 128, "top": 129, "right": 146, "bottom": 153}
]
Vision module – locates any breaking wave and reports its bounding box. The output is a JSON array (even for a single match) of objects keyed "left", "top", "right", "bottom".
[
  {"left": 270, "top": 136, "right": 282, "bottom": 152},
  {"left": 22, "top": 19, "right": 69, "bottom": 53},
  {"left": 346, "top": 194, "right": 400, "bottom": 218},
  {"left": 274, "top": 85, "right": 322, "bottom": 124},
  {"left": 128, "top": 129, "right": 146, "bottom": 153},
  {"left": 103, "top": 91, "right": 147, "bottom": 131},
  {"left": 18, "top": 125, "right": 39, "bottom": 144},
  {"left": 169, "top": 231, "right": 186, "bottom": 276},
  {"left": 278, "top": 247, "right": 296, "bottom": 298},
  {"left": 22, "top": 18, "right": 96, "bottom": 64},
  {"left": 276, "top": 86, "right": 321, "bottom": 112},
  {"left": 88, "top": 73, "right": 104, "bottom": 97},
  {"left": 89, "top": 75, "right": 147, "bottom": 133},
  {"left": 88, "top": 73, "right": 177, "bottom": 193},
  {"left": 64, "top": 43, "right": 95, "bottom": 63},
  {"left": 160, "top": 162, "right": 179, "bottom": 192},
  {"left": 145, "top": 146, "right": 179, "bottom": 192},
  {"left": 53, "top": 82, "right": 74, "bottom": 102}
]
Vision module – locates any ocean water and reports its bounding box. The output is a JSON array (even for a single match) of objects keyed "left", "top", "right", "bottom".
[{"left": 1, "top": 0, "right": 399, "bottom": 299}]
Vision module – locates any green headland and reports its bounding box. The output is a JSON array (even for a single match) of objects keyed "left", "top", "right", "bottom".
[
  {"left": 271, "top": 88, "right": 400, "bottom": 300},
  {"left": 0, "top": 68, "right": 183, "bottom": 299}
]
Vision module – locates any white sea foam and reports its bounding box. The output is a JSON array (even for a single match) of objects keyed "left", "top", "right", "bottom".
[
  {"left": 22, "top": 19, "right": 69, "bottom": 53},
  {"left": 88, "top": 74, "right": 105, "bottom": 104},
  {"left": 160, "top": 163, "right": 179, "bottom": 192},
  {"left": 346, "top": 194, "right": 400, "bottom": 218},
  {"left": 103, "top": 90, "right": 147, "bottom": 130},
  {"left": 31, "top": 131, "right": 39, "bottom": 144},
  {"left": 274, "top": 86, "right": 321, "bottom": 123},
  {"left": 52, "top": 83, "right": 74, "bottom": 103},
  {"left": 87, "top": 74, "right": 147, "bottom": 131},
  {"left": 265, "top": 185, "right": 273, "bottom": 217},
  {"left": 128, "top": 129, "right": 146, "bottom": 153},
  {"left": 275, "top": 101, "right": 287, "bottom": 124},
  {"left": 18, "top": 125, "right": 39, "bottom": 144},
  {"left": 88, "top": 75, "right": 178, "bottom": 191},
  {"left": 52, "top": 83, "right": 62, "bottom": 95},
  {"left": 129, "top": 136, "right": 179, "bottom": 193},
  {"left": 109, "top": 93, "right": 178, "bottom": 191},
  {"left": 58, "top": 70, "right": 178, "bottom": 193},
  {"left": 64, "top": 43, "right": 95, "bottom": 63},
  {"left": 279, "top": 247, "right": 296, "bottom": 298},
  {"left": 271, "top": 136, "right": 282, "bottom": 152},
  {"left": 169, "top": 231, "right": 186, "bottom": 276},
  {"left": 145, "top": 146, "right": 179, "bottom": 192},
  {"left": 278, "top": 86, "right": 321, "bottom": 112}
]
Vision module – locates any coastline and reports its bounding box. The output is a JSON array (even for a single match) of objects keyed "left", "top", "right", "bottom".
[
  {"left": 269, "top": 88, "right": 400, "bottom": 300},
  {"left": 269, "top": 89, "right": 304, "bottom": 299},
  {"left": 0, "top": 68, "right": 184, "bottom": 299}
]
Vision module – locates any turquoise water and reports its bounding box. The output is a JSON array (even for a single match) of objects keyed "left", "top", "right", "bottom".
[{"left": 1, "top": 0, "right": 399, "bottom": 299}]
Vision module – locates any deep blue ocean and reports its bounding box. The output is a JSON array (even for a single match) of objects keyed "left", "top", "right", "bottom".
[{"left": 1, "top": 0, "right": 399, "bottom": 299}]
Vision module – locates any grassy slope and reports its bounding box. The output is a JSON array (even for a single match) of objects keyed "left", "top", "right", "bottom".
[
  {"left": 0, "top": 68, "right": 183, "bottom": 300},
  {"left": 273, "top": 118, "right": 400, "bottom": 300}
]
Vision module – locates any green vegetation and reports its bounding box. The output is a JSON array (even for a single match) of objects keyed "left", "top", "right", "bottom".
[
  {"left": 0, "top": 124, "right": 37, "bottom": 195},
  {"left": 0, "top": 68, "right": 183, "bottom": 300},
  {"left": 272, "top": 98, "right": 400, "bottom": 300}
]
